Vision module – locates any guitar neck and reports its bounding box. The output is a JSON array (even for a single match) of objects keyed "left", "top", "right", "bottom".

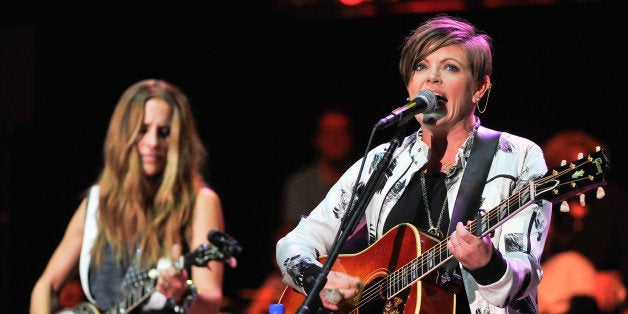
[
  {"left": 59, "top": 231, "right": 241, "bottom": 314},
  {"left": 108, "top": 243, "right": 227, "bottom": 313},
  {"left": 388, "top": 146, "right": 609, "bottom": 298},
  {"left": 105, "top": 274, "right": 157, "bottom": 314},
  {"left": 386, "top": 183, "right": 536, "bottom": 298}
]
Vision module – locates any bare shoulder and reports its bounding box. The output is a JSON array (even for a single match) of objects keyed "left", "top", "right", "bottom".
[
  {"left": 195, "top": 186, "right": 222, "bottom": 209},
  {"left": 68, "top": 197, "right": 89, "bottom": 235},
  {"left": 198, "top": 185, "right": 220, "bottom": 199},
  {"left": 191, "top": 186, "right": 225, "bottom": 235}
]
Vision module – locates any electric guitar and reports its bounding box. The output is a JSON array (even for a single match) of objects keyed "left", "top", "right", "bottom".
[
  {"left": 279, "top": 150, "right": 610, "bottom": 313},
  {"left": 57, "top": 229, "right": 242, "bottom": 314}
]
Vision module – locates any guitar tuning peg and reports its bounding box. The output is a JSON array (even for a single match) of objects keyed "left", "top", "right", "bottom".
[
  {"left": 579, "top": 193, "right": 586, "bottom": 207},
  {"left": 596, "top": 186, "right": 606, "bottom": 199},
  {"left": 560, "top": 159, "right": 567, "bottom": 166},
  {"left": 560, "top": 200, "right": 570, "bottom": 212},
  {"left": 595, "top": 145, "right": 601, "bottom": 152},
  {"left": 577, "top": 152, "right": 584, "bottom": 160}
]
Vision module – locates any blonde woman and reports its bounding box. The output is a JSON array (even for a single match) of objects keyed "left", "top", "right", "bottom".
[{"left": 31, "top": 79, "right": 226, "bottom": 314}]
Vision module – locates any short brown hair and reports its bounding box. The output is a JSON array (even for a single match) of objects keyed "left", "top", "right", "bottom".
[{"left": 399, "top": 14, "right": 493, "bottom": 88}]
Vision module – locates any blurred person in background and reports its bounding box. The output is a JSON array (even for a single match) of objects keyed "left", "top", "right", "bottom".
[
  {"left": 280, "top": 108, "right": 356, "bottom": 226},
  {"left": 539, "top": 129, "right": 627, "bottom": 314}
]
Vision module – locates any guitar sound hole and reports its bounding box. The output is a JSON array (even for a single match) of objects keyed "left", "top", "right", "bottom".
[{"left": 347, "top": 278, "right": 408, "bottom": 313}]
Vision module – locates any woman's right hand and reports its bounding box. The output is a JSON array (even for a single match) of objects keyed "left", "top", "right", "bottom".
[
  {"left": 157, "top": 244, "right": 190, "bottom": 302},
  {"left": 318, "top": 270, "right": 363, "bottom": 310}
]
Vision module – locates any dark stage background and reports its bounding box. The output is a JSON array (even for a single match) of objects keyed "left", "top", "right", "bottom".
[{"left": 2, "top": 1, "right": 627, "bottom": 312}]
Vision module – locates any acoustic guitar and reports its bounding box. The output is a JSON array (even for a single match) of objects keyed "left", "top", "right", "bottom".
[{"left": 279, "top": 150, "right": 610, "bottom": 313}]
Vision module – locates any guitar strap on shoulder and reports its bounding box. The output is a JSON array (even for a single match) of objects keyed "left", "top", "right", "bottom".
[
  {"left": 438, "top": 126, "right": 501, "bottom": 293},
  {"left": 448, "top": 126, "right": 502, "bottom": 234}
]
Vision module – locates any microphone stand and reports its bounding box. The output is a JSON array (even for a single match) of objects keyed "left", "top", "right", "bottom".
[{"left": 296, "top": 122, "right": 409, "bottom": 313}]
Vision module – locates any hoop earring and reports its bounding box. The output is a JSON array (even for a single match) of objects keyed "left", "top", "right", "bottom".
[{"left": 477, "top": 87, "right": 491, "bottom": 114}]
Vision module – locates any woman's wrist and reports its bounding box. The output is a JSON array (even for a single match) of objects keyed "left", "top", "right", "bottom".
[{"left": 167, "top": 280, "right": 199, "bottom": 313}]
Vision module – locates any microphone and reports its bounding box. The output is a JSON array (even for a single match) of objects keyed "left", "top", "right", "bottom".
[
  {"left": 208, "top": 229, "right": 243, "bottom": 256},
  {"left": 375, "top": 89, "right": 438, "bottom": 129}
]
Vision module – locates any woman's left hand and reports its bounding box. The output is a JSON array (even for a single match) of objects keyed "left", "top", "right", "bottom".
[{"left": 447, "top": 221, "right": 493, "bottom": 270}]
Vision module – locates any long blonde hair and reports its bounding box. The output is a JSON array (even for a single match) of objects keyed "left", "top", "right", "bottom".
[{"left": 92, "top": 79, "right": 207, "bottom": 267}]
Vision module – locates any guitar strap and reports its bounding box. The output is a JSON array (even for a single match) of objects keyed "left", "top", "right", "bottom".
[
  {"left": 438, "top": 126, "right": 501, "bottom": 292},
  {"left": 448, "top": 126, "right": 502, "bottom": 233}
]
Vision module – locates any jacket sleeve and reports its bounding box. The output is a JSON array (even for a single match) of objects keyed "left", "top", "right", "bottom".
[
  {"left": 275, "top": 157, "right": 365, "bottom": 295},
  {"left": 470, "top": 136, "right": 552, "bottom": 309}
]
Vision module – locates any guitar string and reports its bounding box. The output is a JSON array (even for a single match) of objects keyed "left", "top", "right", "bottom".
[{"left": 331, "top": 158, "right": 597, "bottom": 312}]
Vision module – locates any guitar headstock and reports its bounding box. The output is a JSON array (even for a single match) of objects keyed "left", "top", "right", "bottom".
[
  {"left": 182, "top": 230, "right": 243, "bottom": 268},
  {"left": 535, "top": 149, "right": 610, "bottom": 204},
  {"left": 185, "top": 243, "right": 227, "bottom": 267}
]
